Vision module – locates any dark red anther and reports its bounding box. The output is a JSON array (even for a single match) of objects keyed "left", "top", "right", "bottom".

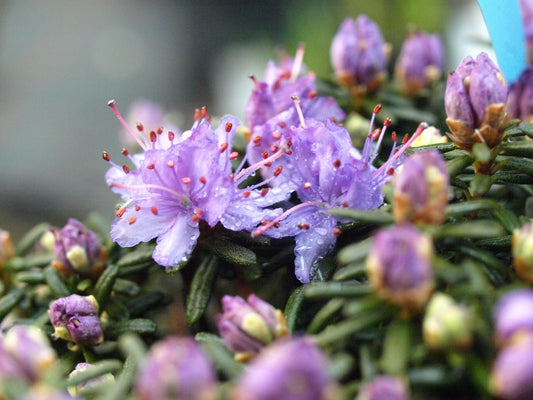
[
  {"left": 278, "top": 121, "right": 287, "bottom": 129},
  {"left": 261, "top": 188, "right": 269, "bottom": 197},
  {"left": 253, "top": 136, "right": 262, "bottom": 146},
  {"left": 384, "top": 118, "right": 392, "bottom": 127},
  {"left": 264, "top": 161, "right": 272, "bottom": 167},
  {"left": 308, "top": 90, "right": 317, "bottom": 99},
  {"left": 273, "top": 222, "right": 280, "bottom": 228},
  {"left": 228, "top": 172, "right": 234, "bottom": 179},
  {"left": 146, "top": 163, "right": 155, "bottom": 170},
  {"left": 181, "top": 177, "right": 192, "bottom": 184},
  {"left": 342, "top": 201, "right": 349, "bottom": 207},
  {"left": 333, "top": 159, "right": 341, "bottom": 168},
  {"left": 273, "top": 166, "right": 283, "bottom": 176},
  {"left": 121, "top": 148, "right": 130, "bottom": 156},
  {"left": 331, "top": 117, "right": 337, "bottom": 123},
  {"left": 150, "top": 131, "right": 157, "bottom": 143},
  {"left": 136, "top": 122, "right": 144, "bottom": 132},
  {"left": 332, "top": 228, "right": 341, "bottom": 236},
  {"left": 199, "top": 176, "right": 207, "bottom": 184},
  {"left": 230, "top": 151, "right": 239, "bottom": 160},
  {"left": 260, "top": 219, "right": 268, "bottom": 226},
  {"left": 303, "top": 182, "right": 311, "bottom": 189},
  {"left": 151, "top": 206, "right": 158, "bottom": 215},
  {"left": 206, "top": 115, "right": 211, "bottom": 123},
  {"left": 193, "top": 108, "right": 200, "bottom": 121},
  {"left": 102, "top": 151, "right": 111, "bottom": 162},
  {"left": 167, "top": 160, "right": 175, "bottom": 168},
  {"left": 200, "top": 106, "right": 207, "bottom": 119},
  {"left": 192, "top": 214, "right": 200, "bottom": 222},
  {"left": 249, "top": 74, "right": 260, "bottom": 89},
  {"left": 116, "top": 207, "right": 126, "bottom": 217},
  {"left": 372, "top": 128, "right": 381, "bottom": 140},
  {"left": 168, "top": 131, "right": 175, "bottom": 141},
  {"left": 135, "top": 204, "right": 141, "bottom": 211},
  {"left": 262, "top": 151, "right": 269, "bottom": 159},
  {"left": 242, "top": 190, "right": 251, "bottom": 198},
  {"left": 220, "top": 142, "right": 229, "bottom": 153},
  {"left": 391, "top": 131, "right": 397, "bottom": 142},
  {"left": 225, "top": 122, "right": 233, "bottom": 132},
  {"left": 122, "top": 165, "right": 130, "bottom": 174},
  {"left": 195, "top": 208, "right": 203, "bottom": 217},
  {"left": 270, "top": 145, "right": 279, "bottom": 153},
  {"left": 128, "top": 216, "right": 136, "bottom": 225},
  {"left": 297, "top": 222, "right": 310, "bottom": 230},
  {"left": 156, "top": 127, "right": 163, "bottom": 135},
  {"left": 373, "top": 104, "right": 383, "bottom": 114},
  {"left": 387, "top": 167, "right": 395, "bottom": 175},
  {"left": 402, "top": 134, "right": 410, "bottom": 144}
]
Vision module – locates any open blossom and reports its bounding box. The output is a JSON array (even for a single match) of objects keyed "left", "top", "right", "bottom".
[
  {"left": 493, "top": 289, "right": 533, "bottom": 346},
  {"left": 252, "top": 104, "right": 427, "bottom": 283},
  {"left": 520, "top": 0, "right": 533, "bottom": 65},
  {"left": 105, "top": 102, "right": 289, "bottom": 268},
  {"left": 507, "top": 66, "right": 533, "bottom": 122}
]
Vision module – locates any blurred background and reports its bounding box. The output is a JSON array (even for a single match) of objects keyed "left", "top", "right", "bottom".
[{"left": 0, "top": 0, "right": 492, "bottom": 240}]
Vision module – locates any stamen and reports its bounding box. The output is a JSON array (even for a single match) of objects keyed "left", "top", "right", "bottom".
[
  {"left": 272, "top": 130, "right": 282, "bottom": 139},
  {"left": 167, "top": 160, "right": 174, "bottom": 168},
  {"left": 289, "top": 42, "right": 305, "bottom": 82},
  {"left": 128, "top": 216, "right": 136, "bottom": 225},
  {"left": 199, "top": 176, "right": 207, "bottom": 184},
  {"left": 249, "top": 74, "right": 261, "bottom": 90},
  {"left": 278, "top": 121, "right": 286, "bottom": 129},
  {"left": 200, "top": 106, "right": 207, "bottom": 119},
  {"left": 220, "top": 143, "right": 229, "bottom": 153},
  {"left": 151, "top": 206, "right": 158, "bottom": 215},
  {"left": 261, "top": 188, "right": 269, "bottom": 196},
  {"left": 235, "top": 143, "right": 290, "bottom": 183},
  {"left": 102, "top": 151, "right": 111, "bottom": 162},
  {"left": 193, "top": 108, "right": 200, "bottom": 121},
  {"left": 253, "top": 136, "right": 262, "bottom": 145},
  {"left": 116, "top": 206, "right": 126, "bottom": 217},
  {"left": 242, "top": 190, "right": 251, "bottom": 198},
  {"left": 308, "top": 90, "right": 317, "bottom": 99},
  {"left": 291, "top": 95, "right": 306, "bottom": 128},
  {"left": 168, "top": 131, "right": 175, "bottom": 142},
  {"left": 107, "top": 100, "right": 147, "bottom": 151},
  {"left": 273, "top": 166, "right": 283, "bottom": 176},
  {"left": 111, "top": 182, "right": 187, "bottom": 203},
  {"left": 134, "top": 204, "right": 141, "bottom": 211},
  {"left": 303, "top": 182, "right": 312, "bottom": 189},
  {"left": 225, "top": 122, "right": 233, "bottom": 132},
  {"left": 333, "top": 159, "right": 341, "bottom": 168},
  {"left": 136, "top": 122, "right": 144, "bottom": 132},
  {"left": 332, "top": 228, "right": 341, "bottom": 236},
  {"left": 146, "top": 163, "right": 155, "bottom": 170},
  {"left": 230, "top": 151, "right": 239, "bottom": 160},
  {"left": 122, "top": 165, "right": 130, "bottom": 174},
  {"left": 181, "top": 177, "right": 192, "bottom": 184},
  {"left": 121, "top": 148, "right": 129, "bottom": 157}
]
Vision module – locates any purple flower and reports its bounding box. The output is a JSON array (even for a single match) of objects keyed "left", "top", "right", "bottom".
[
  {"left": 51, "top": 218, "right": 107, "bottom": 278},
  {"left": 507, "top": 66, "right": 533, "bottom": 122},
  {"left": 135, "top": 337, "right": 216, "bottom": 400},
  {"left": 445, "top": 52, "right": 508, "bottom": 149},
  {"left": 512, "top": 223, "right": 533, "bottom": 283},
  {"left": 357, "top": 375, "right": 408, "bottom": 400},
  {"left": 366, "top": 223, "right": 434, "bottom": 312},
  {"left": 393, "top": 150, "right": 449, "bottom": 225},
  {"left": 49, "top": 294, "right": 103, "bottom": 346},
  {"left": 1, "top": 325, "right": 57, "bottom": 383},
  {"left": 233, "top": 337, "right": 332, "bottom": 400},
  {"left": 490, "top": 341, "right": 533, "bottom": 400},
  {"left": 330, "top": 15, "right": 389, "bottom": 96},
  {"left": 252, "top": 105, "right": 427, "bottom": 283},
  {"left": 520, "top": 0, "right": 533, "bottom": 65},
  {"left": 216, "top": 294, "right": 289, "bottom": 361},
  {"left": 395, "top": 30, "right": 444, "bottom": 97},
  {"left": 493, "top": 289, "right": 533, "bottom": 346},
  {"left": 106, "top": 102, "right": 288, "bottom": 268}
]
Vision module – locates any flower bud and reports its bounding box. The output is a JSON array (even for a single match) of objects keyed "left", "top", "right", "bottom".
[
  {"left": 393, "top": 150, "right": 449, "bottom": 225},
  {"left": 507, "top": 66, "right": 533, "bottom": 122},
  {"left": 49, "top": 294, "right": 103, "bottom": 346},
  {"left": 395, "top": 30, "right": 444, "bottom": 97},
  {"left": 423, "top": 293, "right": 472, "bottom": 350},
  {"left": 490, "top": 341, "right": 533, "bottom": 400},
  {"left": 51, "top": 218, "right": 107, "bottom": 278},
  {"left": 512, "top": 223, "right": 533, "bottom": 283},
  {"left": 233, "top": 337, "right": 334, "bottom": 400},
  {"left": 330, "top": 15, "right": 388, "bottom": 97},
  {"left": 445, "top": 52, "right": 508, "bottom": 149},
  {"left": 0, "top": 228, "right": 15, "bottom": 269},
  {"left": 366, "top": 223, "right": 434, "bottom": 312},
  {"left": 135, "top": 337, "right": 216, "bottom": 400},
  {"left": 216, "top": 294, "right": 289, "bottom": 362},
  {"left": 67, "top": 362, "right": 114, "bottom": 396},
  {"left": 2, "top": 325, "right": 57, "bottom": 382},
  {"left": 493, "top": 289, "right": 533, "bottom": 347},
  {"left": 357, "top": 375, "right": 408, "bottom": 400}
]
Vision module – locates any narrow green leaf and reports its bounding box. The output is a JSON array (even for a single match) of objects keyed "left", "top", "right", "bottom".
[
  {"left": 15, "top": 222, "right": 50, "bottom": 256},
  {"left": 15, "top": 270, "right": 45, "bottom": 284},
  {"left": 100, "top": 356, "right": 137, "bottom": 400},
  {"left": 433, "top": 221, "right": 505, "bottom": 239},
  {"left": 112, "top": 278, "right": 141, "bottom": 296},
  {"left": 446, "top": 155, "right": 474, "bottom": 178},
  {"left": 502, "top": 140, "right": 533, "bottom": 157},
  {"left": 304, "top": 282, "right": 373, "bottom": 299},
  {"left": 204, "top": 239, "right": 256, "bottom": 266},
  {"left": 43, "top": 265, "right": 70, "bottom": 297},
  {"left": 124, "top": 292, "right": 167, "bottom": 318},
  {"left": 283, "top": 286, "right": 305, "bottom": 333},
  {"left": 118, "top": 333, "right": 147, "bottom": 366},
  {"left": 105, "top": 318, "right": 157, "bottom": 338},
  {"left": 307, "top": 298, "right": 345, "bottom": 334},
  {"left": 337, "top": 237, "right": 372, "bottom": 266},
  {"left": 186, "top": 255, "right": 219, "bottom": 325},
  {"left": 329, "top": 208, "right": 394, "bottom": 225},
  {"left": 195, "top": 332, "right": 244, "bottom": 379},
  {"left": 0, "top": 289, "right": 24, "bottom": 320},
  {"left": 64, "top": 359, "right": 122, "bottom": 388},
  {"left": 333, "top": 263, "right": 367, "bottom": 282},
  {"left": 116, "top": 243, "right": 156, "bottom": 267},
  {"left": 94, "top": 264, "right": 119, "bottom": 310},
  {"left": 445, "top": 199, "right": 500, "bottom": 217},
  {"left": 380, "top": 319, "right": 412, "bottom": 375},
  {"left": 472, "top": 143, "right": 491, "bottom": 163}
]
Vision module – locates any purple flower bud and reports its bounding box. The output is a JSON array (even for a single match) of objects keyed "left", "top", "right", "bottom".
[
  {"left": 51, "top": 218, "right": 107, "bottom": 278},
  {"left": 366, "top": 223, "right": 434, "bottom": 312},
  {"left": 357, "top": 375, "right": 408, "bottom": 400},
  {"left": 395, "top": 31, "right": 444, "bottom": 97},
  {"left": 493, "top": 289, "right": 533, "bottom": 346},
  {"left": 507, "top": 66, "right": 533, "bottom": 122},
  {"left": 233, "top": 337, "right": 333, "bottom": 400},
  {"left": 490, "top": 341, "right": 533, "bottom": 400},
  {"left": 330, "top": 16, "right": 388, "bottom": 96},
  {"left": 135, "top": 337, "right": 216, "bottom": 400},
  {"left": 49, "top": 294, "right": 103, "bottom": 346},
  {"left": 520, "top": 0, "right": 533, "bottom": 65},
  {"left": 393, "top": 150, "right": 449, "bottom": 225},
  {"left": 423, "top": 293, "right": 472, "bottom": 350},
  {"left": 67, "top": 362, "right": 114, "bottom": 396},
  {"left": 216, "top": 294, "right": 289, "bottom": 361},
  {"left": 2, "top": 325, "right": 57, "bottom": 382},
  {"left": 0, "top": 228, "right": 15, "bottom": 268},
  {"left": 512, "top": 223, "right": 533, "bottom": 284},
  {"left": 445, "top": 53, "right": 508, "bottom": 149}
]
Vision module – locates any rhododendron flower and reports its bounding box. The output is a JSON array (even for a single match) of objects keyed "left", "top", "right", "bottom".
[
  {"left": 253, "top": 104, "right": 427, "bottom": 283},
  {"left": 105, "top": 101, "right": 289, "bottom": 268}
]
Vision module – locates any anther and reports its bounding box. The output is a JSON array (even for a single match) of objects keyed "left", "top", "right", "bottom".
[
  {"left": 128, "top": 216, "right": 136, "bottom": 225},
  {"left": 303, "top": 182, "right": 312, "bottom": 189},
  {"left": 167, "top": 160, "right": 175, "bottom": 168},
  {"left": 333, "top": 159, "right": 341, "bottom": 168},
  {"left": 194, "top": 108, "right": 200, "bottom": 121},
  {"left": 136, "top": 122, "right": 144, "bottom": 132},
  {"left": 199, "top": 176, "right": 207, "bottom": 184},
  {"left": 273, "top": 166, "right": 283, "bottom": 176},
  {"left": 102, "top": 151, "right": 111, "bottom": 162},
  {"left": 134, "top": 204, "right": 140, "bottom": 211},
  {"left": 147, "top": 163, "right": 155, "bottom": 170},
  {"left": 122, "top": 165, "right": 130, "bottom": 174},
  {"left": 151, "top": 206, "right": 158, "bottom": 215},
  {"left": 262, "top": 151, "right": 269, "bottom": 159},
  {"left": 278, "top": 121, "right": 286, "bottom": 129},
  {"left": 230, "top": 151, "right": 239, "bottom": 160},
  {"left": 308, "top": 90, "right": 317, "bottom": 99},
  {"left": 200, "top": 106, "right": 207, "bottom": 119},
  {"left": 121, "top": 148, "right": 130, "bottom": 156},
  {"left": 373, "top": 104, "right": 383, "bottom": 114},
  {"left": 242, "top": 190, "right": 251, "bottom": 198},
  {"left": 116, "top": 207, "right": 126, "bottom": 217},
  {"left": 225, "top": 122, "right": 233, "bottom": 132},
  {"left": 253, "top": 136, "right": 262, "bottom": 145},
  {"left": 181, "top": 177, "right": 192, "bottom": 184},
  {"left": 150, "top": 131, "right": 157, "bottom": 143},
  {"left": 168, "top": 131, "right": 175, "bottom": 142},
  {"left": 220, "top": 142, "right": 229, "bottom": 153},
  {"left": 261, "top": 188, "right": 269, "bottom": 197},
  {"left": 392, "top": 131, "right": 397, "bottom": 142},
  {"left": 384, "top": 118, "right": 392, "bottom": 127},
  {"left": 387, "top": 167, "right": 395, "bottom": 175},
  {"left": 270, "top": 145, "right": 279, "bottom": 153},
  {"left": 402, "top": 134, "right": 410, "bottom": 144},
  {"left": 342, "top": 201, "right": 349, "bottom": 207},
  {"left": 332, "top": 228, "right": 341, "bottom": 236},
  {"left": 157, "top": 127, "right": 163, "bottom": 135}
]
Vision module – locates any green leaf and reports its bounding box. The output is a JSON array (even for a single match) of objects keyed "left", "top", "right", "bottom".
[
  {"left": 204, "top": 239, "right": 257, "bottom": 266},
  {"left": 337, "top": 237, "right": 372, "bottom": 266},
  {"left": 328, "top": 208, "right": 394, "bottom": 225},
  {"left": 307, "top": 298, "right": 345, "bottom": 334},
  {"left": 186, "top": 255, "right": 219, "bottom": 325},
  {"left": 432, "top": 221, "right": 505, "bottom": 239},
  {"left": 116, "top": 243, "right": 156, "bottom": 267},
  {"left": 283, "top": 286, "right": 305, "bottom": 334},
  {"left": 105, "top": 318, "right": 157, "bottom": 338},
  {"left": 94, "top": 264, "right": 119, "bottom": 310},
  {"left": 304, "top": 282, "right": 373, "bottom": 299},
  {"left": 501, "top": 140, "right": 533, "bottom": 157},
  {"left": 472, "top": 143, "right": 491, "bottom": 163},
  {"left": 0, "top": 289, "right": 24, "bottom": 320},
  {"left": 380, "top": 318, "right": 412, "bottom": 375},
  {"left": 469, "top": 173, "right": 493, "bottom": 197},
  {"left": 15, "top": 222, "right": 50, "bottom": 256},
  {"left": 64, "top": 359, "right": 122, "bottom": 388},
  {"left": 446, "top": 155, "right": 474, "bottom": 178},
  {"left": 43, "top": 265, "right": 71, "bottom": 297},
  {"left": 195, "top": 332, "right": 244, "bottom": 379}
]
